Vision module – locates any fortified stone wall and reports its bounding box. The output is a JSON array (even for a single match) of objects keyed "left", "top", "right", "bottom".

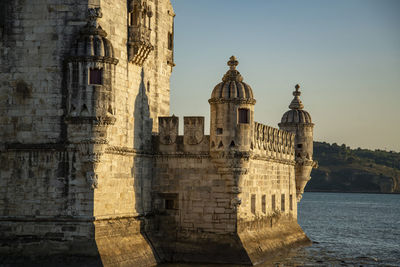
[
  {"left": 0, "top": 0, "right": 87, "bottom": 143},
  {"left": 0, "top": 0, "right": 175, "bottom": 265},
  {"left": 153, "top": 116, "right": 235, "bottom": 234},
  {"left": 149, "top": 117, "right": 307, "bottom": 265},
  {"left": 237, "top": 122, "right": 306, "bottom": 265},
  {"left": 151, "top": 116, "right": 247, "bottom": 263},
  {"left": 242, "top": 122, "right": 296, "bottom": 219},
  {"left": 0, "top": 1, "right": 92, "bottom": 257},
  {"left": 0, "top": 1, "right": 314, "bottom": 265}
]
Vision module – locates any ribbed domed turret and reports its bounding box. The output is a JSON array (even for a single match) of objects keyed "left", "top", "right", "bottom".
[
  {"left": 280, "top": 84, "right": 312, "bottom": 124},
  {"left": 210, "top": 56, "right": 255, "bottom": 102},
  {"left": 278, "top": 84, "right": 315, "bottom": 202},
  {"left": 69, "top": 9, "right": 118, "bottom": 64},
  {"left": 281, "top": 110, "right": 312, "bottom": 124}
]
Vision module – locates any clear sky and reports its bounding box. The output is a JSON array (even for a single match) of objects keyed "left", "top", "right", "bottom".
[{"left": 169, "top": 0, "right": 400, "bottom": 152}]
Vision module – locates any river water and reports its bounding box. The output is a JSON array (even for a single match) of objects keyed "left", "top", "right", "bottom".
[{"left": 163, "top": 192, "right": 400, "bottom": 266}]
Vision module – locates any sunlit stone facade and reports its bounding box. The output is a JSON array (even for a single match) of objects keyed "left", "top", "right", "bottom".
[{"left": 0, "top": 1, "right": 315, "bottom": 265}]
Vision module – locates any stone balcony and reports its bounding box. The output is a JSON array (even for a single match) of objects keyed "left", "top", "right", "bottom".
[{"left": 128, "top": 25, "right": 154, "bottom": 66}]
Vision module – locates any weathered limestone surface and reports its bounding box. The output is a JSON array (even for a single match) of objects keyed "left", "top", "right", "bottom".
[
  {"left": 1, "top": 0, "right": 174, "bottom": 265},
  {"left": 0, "top": 1, "right": 315, "bottom": 266}
]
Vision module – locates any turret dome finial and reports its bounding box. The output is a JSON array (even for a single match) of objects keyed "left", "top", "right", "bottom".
[
  {"left": 210, "top": 56, "right": 255, "bottom": 102},
  {"left": 289, "top": 83, "right": 304, "bottom": 110},
  {"left": 227, "top": 55, "right": 239, "bottom": 70}
]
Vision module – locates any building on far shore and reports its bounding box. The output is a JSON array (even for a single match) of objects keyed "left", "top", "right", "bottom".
[{"left": 0, "top": 0, "right": 316, "bottom": 265}]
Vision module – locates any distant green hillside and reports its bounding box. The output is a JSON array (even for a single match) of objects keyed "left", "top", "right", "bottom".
[{"left": 307, "top": 142, "right": 400, "bottom": 193}]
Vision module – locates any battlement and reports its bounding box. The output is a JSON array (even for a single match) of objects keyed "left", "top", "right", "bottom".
[
  {"left": 252, "top": 122, "right": 295, "bottom": 162},
  {"left": 154, "top": 116, "right": 209, "bottom": 154}
]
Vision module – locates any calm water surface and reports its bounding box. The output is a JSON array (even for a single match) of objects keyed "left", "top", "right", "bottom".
[{"left": 163, "top": 192, "right": 400, "bottom": 266}]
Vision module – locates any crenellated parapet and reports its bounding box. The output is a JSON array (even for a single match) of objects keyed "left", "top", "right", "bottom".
[
  {"left": 253, "top": 122, "right": 295, "bottom": 162},
  {"left": 154, "top": 116, "right": 209, "bottom": 154}
]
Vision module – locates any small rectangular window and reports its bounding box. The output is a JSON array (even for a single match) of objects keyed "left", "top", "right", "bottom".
[
  {"left": 0, "top": 2, "right": 8, "bottom": 37},
  {"left": 251, "top": 194, "right": 256, "bottom": 214},
  {"left": 281, "top": 194, "right": 285, "bottom": 212},
  {"left": 272, "top": 194, "right": 276, "bottom": 211},
  {"left": 290, "top": 194, "right": 293, "bottom": 211},
  {"left": 238, "top": 108, "right": 249, "bottom": 124},
  {"left": 165, "top": 199, "right": 175, "bottom": 210},
  {"left": 168, "top": 32, "right": 173, "bottom": 50},
  {"left": 89, "top": 68, "right": 102, "bottom": 85},
  {"left": 262, "top": 195, "right": 266, "bottom": 214},
  {"left": 216, "top": 128, "right": 223, "bottom": 135},
  {"left": 160, "top": 193, "right": 179, "bottom": 210},
  {"left": 297, "top": 144, "right": 303, "bottom": 149},
  {"left": 130, "top": 12, "right": 135, "bottom": 26}
]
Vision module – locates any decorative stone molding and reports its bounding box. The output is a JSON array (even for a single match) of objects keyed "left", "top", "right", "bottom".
[
  {"left": 231, "top": 197, "right": 242, "bottom": 207},
  {"left": 64, "top": 116, "right": 116, "bottom": 126},
  {"left": 154, "top": 152, "right": 210, "bottom": 159},
  {"left": 75, "top": 139, "right": 108, "bottom": 163},
  {"left": 66, "top": 56, "right": 118, "bottom": 65},
  {"left": 87, "top": 7, "right": 102, "bottom": 22},
  {"left": 295, "top": 157, "right": 318, "bottom": 167},
  {"left": 158, "top": 116, "right": 179, "bottom": 145},
  {"left": 183, "top": 117, "right": 204, "bottom": 145},
  {"left": 4, "top": 143, "right": 66, "bottom": 151},
  {"left": 250, "top": 154, "right": 296, "bottom": 165},
  {"left": 208, "top": 98, "right": 256, "bottom": 105},
  {"left": 86, "top": 171, "right": 98, "bottom": 189}
]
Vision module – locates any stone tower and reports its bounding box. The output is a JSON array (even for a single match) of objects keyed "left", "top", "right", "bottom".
[
  {"left": 279, "top": 84, "right": 316, "bottom": 201},
  {"left": 0, "top": 0, "right": 175, "bottom": 265},
  {"left": 209, "top": 56, "right": 256, "bottom": 155}
]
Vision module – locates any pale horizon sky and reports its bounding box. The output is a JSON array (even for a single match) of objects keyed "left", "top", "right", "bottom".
[{"left": 169, "top": 0, "right": 400, "bottom": 152}]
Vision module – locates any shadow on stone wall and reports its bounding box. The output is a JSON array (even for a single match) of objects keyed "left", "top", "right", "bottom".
[
  {"left": 132, "top": 69, "right": 162, "bottom": 264},
  {"left": 133, "top": 68, "right": 153, "bottom": 215},
  {"left": 133, "top": 69, "right": 153, "bottom": 153}
]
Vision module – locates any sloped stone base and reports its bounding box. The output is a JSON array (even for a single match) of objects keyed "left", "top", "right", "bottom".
[
  {"left": 237, "top": 215, "right": 311, "bottom": 265},
  {"left": 150, "top": 231, "right": 251, "bottom": 265},
  {"left": 95, "top": 217, "right": 158, "bottom": 267}
]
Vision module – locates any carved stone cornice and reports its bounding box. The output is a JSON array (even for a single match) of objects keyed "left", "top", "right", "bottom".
[
  {"left": 66, "top": 55, "right": 119, "bottom": 65},
  {"left": 154, "top": 152, "right": 210, "bottom": 159},
  {"left": 105, "top": 146, "right": 154, "bottom": 157},
  {"left": 278, "top": 122, "right": 315, "bottom": 128},
  {"left": 0, "top": 215, "right": 94, "bottom": 222},
  {"left": 65, "top": 115, "right": 116, "bottom": 126},
  {"left": 250, "top": 154, "right": 296, "bottom": 166},
  {"left": 208, "top": 98, "right": 256, "bottom": 105},
  {"left": 106, "top": 146, "right": 136, "bottom": 155},
  {"left": 295, "top": 157, "right": 318, "bottom": 168},
  {"left": 3, "top": 142, "right": 67, "bottom": 151}
]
